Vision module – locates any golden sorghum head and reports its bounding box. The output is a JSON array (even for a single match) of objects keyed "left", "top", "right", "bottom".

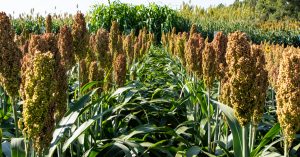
[
  {"left": 225, "top": 31, "right": 256, "bottom": 126},
  {"left": 113, "top": 53, "right": 126, "bottom": 87},
  {"left": 109, "top": 21, "right": 120, "bottom": 56},
  {"left": 161, "top": 32, "right": 167, "bottom": 47},
  {"left": 264, "top": 43, "right": 284, "bottom": 90},
  {"left": 0, "top": 12, "right": 13, "bottom": 41},
  {"left": 79, "top": 59, "right": 89, "bottom": 88},
  {"left": 0, "top": 12, "right": 22, "bottom": 98},
  {"left": 58, "top": 25, "right": 75, "bottom": 69},
  {"left": 196, "top": 35, "right": 205, "bottom": 78},
  {"left": 72, "top": 12, "right": 88, "bottom": 61},
  {"left": 213, "top": 32, "right": 228, "bottom": 79},
  {"left": 28, "top": 35, "right": 48, "bottom": 54},
  {"left": 22, "top": 51, "right": 56, "bottom": 154},
  {"left": 202, "top": 42, "right": 216, "bottom": 89},
  {"left": 88, "top": 61, "right": 104, "bottom": 91},
  {"left": 21, "top": 40, "right": 29, "bottom": 55},
  {"left": 45, "top": 14, "right": 52, "bottom": 33},
  {"left": 251, "top": 45, "right": 268, "bottom": 126},
  {"left": 117, "top": 35, "right": 124, "bottom": 55},
  {"left": 53, "top": 63, "right": 68, "bottom": 122},
  {"left": 133, "top": 39, "right": 140, "bottom": 61},
  {"left": 43, "top": 33, "right": 59, "bottom": 59},
  {"left": 86, "top": 34, "right": 96, "bottom": 64},
  {"left": 175, "top": 35, "right": 186, "bottom": 66},
  {"left": 219, "top": 71, "right": 231, "bottom": 107},
  {"left": 189, "top": 24, "right": 197, "bottom": 38},
  {"left": 168, "top": 34, "right": 176, "bottom": 55},
  {"left": 123, "top": 34, "right": 133, "bottom": 65},
  {"left": 94, "top": 28, "right": 109, "bottom": 68},
  {"left": 276, "top": 47, "right": 300, "bottom": 146},
  {"left": 185, "top": 34, "right": 200, "bottom": 74}
]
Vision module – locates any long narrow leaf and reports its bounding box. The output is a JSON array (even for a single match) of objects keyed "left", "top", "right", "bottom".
[{"left": 213, "top": 100, "right": 243, "bottom": 157}]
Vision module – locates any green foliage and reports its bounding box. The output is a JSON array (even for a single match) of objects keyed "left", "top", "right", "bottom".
[
  {"left": 179, "top": 2, "right": 300, "bottom": 46},
  {"left": 88, "top": 1, "right": 189, "bottom": 41}
]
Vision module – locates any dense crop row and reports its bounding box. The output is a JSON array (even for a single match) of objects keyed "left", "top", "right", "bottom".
[
  {"left": 0, "top": 3, "right": 300, "bottom": 157},
  {"left": 10, "top": 2, "right": 300, "bottom": 48},
  {"left": 162, "top": 25, "right": 300, "bottom": 156}
]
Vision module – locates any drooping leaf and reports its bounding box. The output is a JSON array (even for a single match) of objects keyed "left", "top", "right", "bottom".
[{"left": 10, "top": 138, "right": 25, "bottom": 157}]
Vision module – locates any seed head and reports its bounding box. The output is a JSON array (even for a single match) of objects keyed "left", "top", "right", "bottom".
[
  {"left": 22, "top": 51, "right": 56, "bottom": 154},
  {"left": 58, "top": 25, "right": 75, "bottom": 69},
  {"left": 89, "top": 61, "right": 104, "bottom": 91},
  {"left": 189, "top": 24, "right": 197, "bottom": 38},
  {"left": 226, "top": 31, "right": 256, "bottom": 126},
  {"left": 123, "top": 34, "right": 133, "bottom": 66},
  {"left": 0, "top": 12, "right": 22, "bottom": 98},
  {"left": 94, "top": 28, "right": 109, "bottom": 68},
  {"left": 79, "top": 59, "right": 89, "bottom": 88},
  {"left": 113, "top": 53, "right": 126, "bottom": 87},
  {"left": 109, "top": 21, "right": 120, "bottom": 57},
  {"left": 276, "top": 47, "right": 300, "bottom": 146},
  {"left": 213, "top": 32, "right": 228, "bottom": 79},
  {"left": 72, "top": 12, "right": 88, "bottom": 61},
  {"left": 251, "top": 45, "right": 268, "bottom": 126},
  {"left": 45, "top": 14, "right": 52, "bottom": 33},
  {"left": 202, "top": 42, "right": 216, "bottom": 89}
]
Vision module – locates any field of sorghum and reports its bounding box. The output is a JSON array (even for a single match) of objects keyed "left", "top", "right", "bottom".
[{"left": 0, "top": 2, "right": 300, "bottom": 157}]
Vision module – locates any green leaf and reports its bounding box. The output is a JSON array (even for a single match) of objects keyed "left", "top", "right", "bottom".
[
  {"left": 10, "top": 138, "right": 25, "bottom": 157},
  {"left": 47, "top": 91, "right": 95, "bottom": 157},
  {"left": 62, "top": 108, "right": 113, "bottom": 152},
  {"left": 250, "top": 123, "right": 280, "bottom": 157},
  {"left": 111, "top": 85, "right": 135, "bottom": 98},
  {"left": 213, "top": 100, "right": 243, "bottom": 157},
  {"left": 214, "top": 141, "right": 233, "bottom": 157},
  {"left": 186, "top": 146, "right": 201, "bottom": 157}
]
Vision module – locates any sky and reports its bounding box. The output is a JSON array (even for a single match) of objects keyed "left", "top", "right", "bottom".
[{"left": 0, "top": 0, "right": 235, "bottom": 17}]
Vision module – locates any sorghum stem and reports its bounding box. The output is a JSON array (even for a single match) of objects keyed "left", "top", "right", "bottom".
[
  {"left": 242, "top": 126, "right": 249, "bottom": 157},
  {"left": 12, "top": 98, "right": 19, "bottom": 137},
  {"left": 250, "top": 124, "right": 257, "bottom": 152},
  {"left": 207, "top": 89, "right": 211, "bottom": 153},
  {"left": 213, "top": 81, "right": 222, "bottom": 151},
  {"left": 284, "top": 139, "right": 289, "bottom": 157}
]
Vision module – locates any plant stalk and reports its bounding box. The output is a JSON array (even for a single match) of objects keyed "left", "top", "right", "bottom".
[
  {"left": 284, "top": 139, "right": 289, "bottom": 157},
  {"left": 213, "top": 81, "right": 222, "bottom": 151},
  {"left": 250, "top": 124, "right": 257, "bottom": 152},
  {"left": 242, "top": 126, "right": 249, "bottom": 157},
  {"left": 207, "top": 88, "right": 211, "bottom": 153},
  {"left": 225, "top": 123, "right": 228, "bottom": 149},
  {"left": 11, "top": 98, "right": 19, "bottom": 137}
]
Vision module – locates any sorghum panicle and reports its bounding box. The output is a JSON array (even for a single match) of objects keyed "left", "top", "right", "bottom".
[
  {"left": 226, "top": 31, "right": 256, "bottom": 126},
  {"left": 0, "top": 12, "right": 22, "bottom": 98},
  {"left": 72, "top": 12, "right": 88, "bottom": 61},
  {"left": 276, "top": 47, "right": 300, "bottom": 146},
  {"left": 113, "top": 53, "right": 126, "bottom": 87},
  {"left": 189, "top": 24, "right": 197, "bottom": 37},
  {"left": 213, "top": 32, "right": 228, "bottom": 79},
  {"left": 22, "top": 51, "right": 56, "bottom": 154},
  {"left": 109, "top": 21, "right": 120, "bottom": 57},
  {"left": 94, "top": 28, "right": 109, "bottom": 69},
  {"left": 185, "top": 34, "right": 200, "bottom": 74},
  {"left": 58, "top": 25, "right": 75, "bottom": 69},
  {"left": 251, "top": 45, "right": 268, "bottom": 125},
  {"left": 176, "top": 32, "right": 187, "bottom": 66},
  {"left": 88, "top": 61, "right": 104, "bottom": 91},
  {"left": 79, "top": 59, "right": 89, "bottom": 88},
  {"left": 123, "top": 35, "right": 133, "bottom": 66},
  {"left": 202, "top": 42, "right": 216, "bottom": 89},
  {"left": 45, "top": 14, "right": 52, "bottom": 33}
]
